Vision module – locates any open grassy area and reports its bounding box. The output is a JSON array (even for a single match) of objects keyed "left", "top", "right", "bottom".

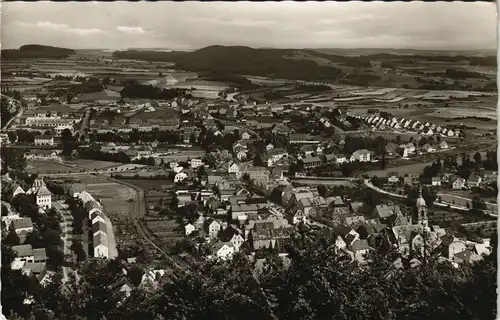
[
  {"left": 83, "top": 182, "right": 138, "bottom": 217},
  {"left": 363, "top": 161, "right": 433, "bottom": 177},
  {"left": 68, "top": 159, "right": 124, "bottom": 170},
  {"left": 118, "top": 179, "right": 174, "bottom": 192},
  {"left": 26, "top": 161, "right": 81, "bottom": 174}
]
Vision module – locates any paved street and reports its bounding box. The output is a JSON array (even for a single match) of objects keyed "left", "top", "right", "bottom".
[{"left": 52, "top": 200, "right": 74, "bottom": 283}]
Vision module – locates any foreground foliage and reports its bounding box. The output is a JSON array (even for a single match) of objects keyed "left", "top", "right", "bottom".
[{"left": 3, "top": 229, "right": 497, "bottom": 320}]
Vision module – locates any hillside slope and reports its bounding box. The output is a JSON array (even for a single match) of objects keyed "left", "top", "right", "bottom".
[
  {"left": 2, "top": 44, "right": 76, "bottom": 59},
  {"left": 114, "top": 45, "right": 345, "bottom": 81}
]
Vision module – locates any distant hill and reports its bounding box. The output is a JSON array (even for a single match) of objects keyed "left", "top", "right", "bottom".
[
  {"left": 113, "top": 45, "right": 496, "bottom": 82},
  {"left": 113, "top": 45, "right": 352, "bottom": 81},
  {"left": 310, "top": 48, "right": 497, "bottom": 57},
  {"left": 1, "top": 45, "right": 75, "bottom": 59}
]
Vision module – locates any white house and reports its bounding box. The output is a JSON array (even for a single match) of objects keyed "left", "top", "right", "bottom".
[
  {"left": 27, "top": 179, "right": 52, "bottom": 210},
  {"left": 8, "top": 184, "right": 25, "bottom": 199},
  {"left": 431, "top": 177, "right": 441, "bottom": 186},
  {"left": 190, "top": 158, "right": 203, "bottom": 169},
  {"left": 91, "top": 211, "right": 107, "bottom": 225},
  {"left": 93, "top": 233, "right": 109, "bottom": 258},
  {"left": 34, "top": 135, "right": 55, "bottom": 146},
  {"left": 92, "top": 221, "right": 108, "bottom": 237},
  {"left": 185, "top": 223, "right": 196, "bottom": 236},
  {"left": 452, "top": 177, "right": 466, "bottom": 190},
  {"left": 335, "top": 235, "right": 347, "bottom": 252},
  {"left": 11, "top": 244, "right": 35, "bottom": 268},
  {"left": 350, "top": 149, "right": 371, "bottom": 162},
  {"left": 236, "top": 150, "right": 248, "bottom": 161},
  {"left": 174, "top": 172, "right": 188, "bottom": 183},
  {"left": 229, "top": 233, "right": 245, "bottom": 252},
  {"left": 206, "top": 219, "right": 222, "bottom": 239},
  {"left": 12, "top": 218, "right": 34, "bottom": 235},
  {"left": 85, "top": 200, "right": 103, "bottom": 219},
  {"left": 228, "top": 162, "right": 240, "bottom": 175},
  {"left": 212, "top": 242, "right": 235, "bottom": 260}
]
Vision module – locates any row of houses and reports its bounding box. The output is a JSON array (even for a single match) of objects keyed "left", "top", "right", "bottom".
[
  {"left": 351, "top": 113, "right": 462, "bottom": 137},
  {"left": 73, "top": 189, "right": 118, "bottom": 260}
]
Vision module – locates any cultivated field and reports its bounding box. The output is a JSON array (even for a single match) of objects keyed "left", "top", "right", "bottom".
[
  {"left": 84, "top": 182, "right": 137, "bottom": 217},
  {"left": 26, "top": 161, "right": 82, "bottom": 174},
  {"left": 363, "top": 161, "right": 433, "bottom": 177},
  {"left": 116, "top": 178, "right": 174, "bottom": 215},
  {"left": 68, "top": 159, "right": 124, "bottom": 171},
  {"left": 145, "top": 218, "right": 183, "bottom": 250},
  {"left": 118, "top": 179, "right": 173, "bottom": 192}
]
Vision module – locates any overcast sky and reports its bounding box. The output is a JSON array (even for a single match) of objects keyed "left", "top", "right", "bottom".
[{"left": 2, "top": 2, "right": 497, "bottom": 50}]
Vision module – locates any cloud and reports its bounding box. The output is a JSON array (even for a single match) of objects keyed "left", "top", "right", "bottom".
[
  {"left": 117, "top": 26, "right": 146, "bottom": 34},
  {"left": 17, "top": 21, "right": 103, "bottom": 36}
]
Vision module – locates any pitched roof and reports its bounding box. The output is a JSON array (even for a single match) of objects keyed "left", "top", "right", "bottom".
[
  {"left": 12, "top": 244, "right": 34, "bottom": 257},
  {"left": 92, "top": 221, "right": 108, "bottom": 235},
  {"left": 23, "top": 262, "right": 46, "bottom": 274},
  {"left": 13, "top": 218, "right": 33, "bottom": 230},
  {"left": 85, "top": 200, "right": 103, "bottom": 212},
  {"left": 219, "top": 226, "right": 241, "bottom": 242},
  {"left": 373, "top": 205, "right": 401, "bottom": 219},
  {"left": 302, "top": 156, "right": 322, "bottom": 164},
  {"left": 93, "top": 233, "right": 108, "bottom": 248},
  {"left": 351, "top": 239, "right": 371, "bottom": 252},
  {"left": 212, "top": 241, "right": 233, "bottom": 253},
  {"left": 298, "top": 196, "right": 327, "bottom": 208},
  {"left": 326, "top": 196, "right": 345, "bottom": 207},
  {"left": 36, "top": 186, "right": 52, "bottom": 196},
  {"left": 33, "top": 248, "right": 47, "bottom": 261}
]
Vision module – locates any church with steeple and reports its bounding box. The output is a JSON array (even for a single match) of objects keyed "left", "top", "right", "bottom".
[
  {"left": 415, "top": 185, "right": 430, "bottom": 232},
  {"left": 390, "top": 185, "right": 441, "bottom": 257}
]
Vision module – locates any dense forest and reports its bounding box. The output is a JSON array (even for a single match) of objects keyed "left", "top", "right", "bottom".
[
  {"left": 2, "top": 227, "right": 497, "bottom": 320},
  {"left": 2, "top": 45, "right": 75, "bottom": 59}
]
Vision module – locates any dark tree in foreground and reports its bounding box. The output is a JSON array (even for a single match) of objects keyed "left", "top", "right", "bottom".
[{"left": 4, "top": 228, "right": 497, "bottom": 320}]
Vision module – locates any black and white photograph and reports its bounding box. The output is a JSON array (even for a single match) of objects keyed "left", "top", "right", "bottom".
[{"left": 0, "top": 1, "right": 497, "bottom": 319}]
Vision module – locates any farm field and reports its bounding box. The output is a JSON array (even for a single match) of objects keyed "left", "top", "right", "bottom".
[
  {"left": 84, "top": 182, "right": 137, "bottom": 217},
  {"left": 73, "top": 174, "right": 110, "bottom": 185},
  {"left": 363, "top": 161, "right": 434, "bottom": 177},
  {"left": 118, "top": 179, "right": 173, "bottom": 192},
  {"left": 26, "top": 161, "right": 81, "bottom": 174},
  {"left": 439, "top": 191, "right": 497, "bottom": 208},
  {"left": 67, "top": 159, "right": 124, "bottom": 170},
  {"left": 115, "top": 178, "right": 175, "bottom": 216},
  {"left": 145, "top": 218, "right": 183, "bottom": 250},
  {"left": 156, "top": 150, "right": 206, "bottom": 162}
]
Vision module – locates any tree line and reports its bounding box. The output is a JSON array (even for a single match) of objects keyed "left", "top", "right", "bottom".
[{"left": 2, "top": 227, "right": 497, "bottom": 320}]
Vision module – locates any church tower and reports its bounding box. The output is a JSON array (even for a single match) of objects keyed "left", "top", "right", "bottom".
[{"left": 415, "top": 185, "right": 430, "bottom": 231}]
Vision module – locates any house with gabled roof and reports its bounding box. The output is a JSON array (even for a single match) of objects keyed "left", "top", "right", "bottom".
[
  {"left": 12, "top": 218, "right": 34, "bottom": 236},
  {"left": 210, "top": 241, "right": 235, "bottom": 260},
  {"left": 93, "top": 233, "right": 109, "bottom": 258},
  {"left": 92, "top": 221, "right": 108, "bottom": 236}
]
